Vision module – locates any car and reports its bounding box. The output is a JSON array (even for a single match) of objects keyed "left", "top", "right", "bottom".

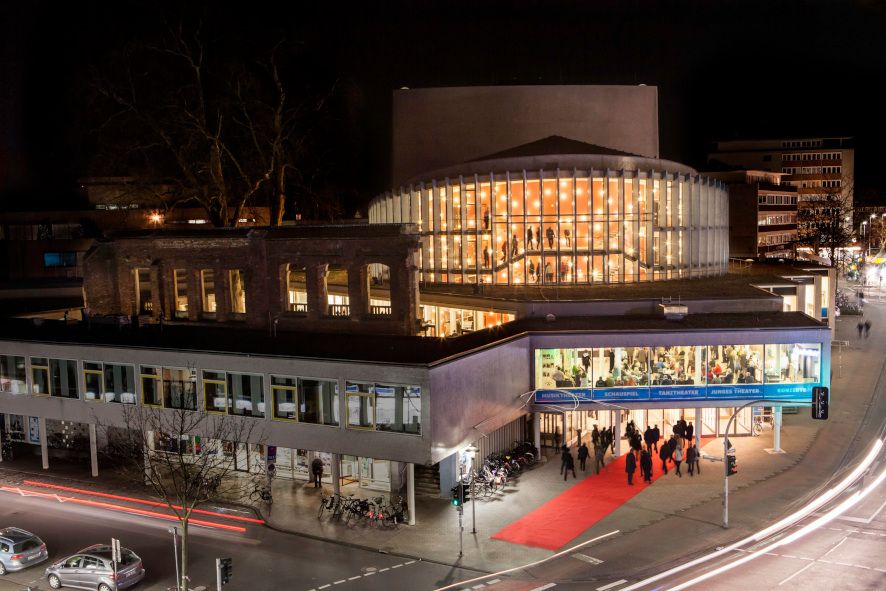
[
  {"left": 0, "top": 527, "right": 49, "bottom": 575},
  {"left": 45, "top": 544, "right": 145, "bottom": 591}
]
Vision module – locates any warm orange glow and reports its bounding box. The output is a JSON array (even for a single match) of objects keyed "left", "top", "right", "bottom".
[{"left": 148, "top": 211, "right": 163, "bottom": 224}]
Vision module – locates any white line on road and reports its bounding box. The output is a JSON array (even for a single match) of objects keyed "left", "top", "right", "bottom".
[
  {"left": 486, "top": 579, "right": 501, "bottom": 585},
  {"left": 333, "top": 580, "right": 346, "bottom": 585},
  {"left": 778, "top": 561, "right": 815, "bottom": 586},
  {"left": 573, "top": 553, "right": 604, "bottom": 565},
  {"left": 378, "top": 568, "right": 390, "bottom": 572},
  {"left": 824, "top": 535, "right": 848, "bottom": 556},
  {"left": 348, "top": 576, "right": 362, "bottom": 580},
  {"left": 597, "top": 579, "right": 628, "bottom": 591},
  {"left": 529, "top": 584, "right": 557, "bottom": 591},
  {"left": 318, "top": 586, "right": 330, "bottom": 590}
]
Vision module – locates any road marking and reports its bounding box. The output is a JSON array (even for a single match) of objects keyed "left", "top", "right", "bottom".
[
  {"left": 318, "top": 586, "right": 330, "bottom": 590},
  {"left": 392, "top": 563, "right": 403, "bottom": 569},
  {"left": 597, "top": 580, "right": 628, "bottom": 591},
  {"left": 778, "top": 561, "right": 815, "bottom": 586},
  {"left": 348, "top": 576, "right": 362, "bottom": 580},
  {"left": 573, "top": 553, "right": 604, "bottom": 565},
  {"left": 405, "top": 560, "right": 416, "bottom": 565},
  {"left": 472, "top": 585, "right": 486, "bottom": 589},
  {"left": 379, "top": 568, "right": 390, "bottom": 572},
  {"left": 824, "top": 536, "right": 848, "bottom": 557},
  {"left": 364, "top": 572, "right": 376, "bottom": 576},
  {"left": 529, "top": 584, "right": 557, "bottom": 591},
  {"left": 333, "top": 580, "right": 346, "bottom": 585},
  {"left": 487, "top": 579, "right": 501, "bottom": 585}
]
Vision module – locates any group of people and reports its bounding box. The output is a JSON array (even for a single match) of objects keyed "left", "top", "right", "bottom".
[
  {"left": 558, "top": 417, "right": 702, "bottom": 487},
  {"left": 857, "top": 319, "right": 872, "bottom": 338}
]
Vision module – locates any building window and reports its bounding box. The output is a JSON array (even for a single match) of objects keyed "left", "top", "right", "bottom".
[
  {"left": 201, "top": 270, "right": 217, "bottom": 314},
  {"left": 374, "top": 384, "right": 421, "bottom": 434},
  {"left": 163, "top": 367, "right": 197, "bottom": 410},
  {"left": 228, "top": 372, "right": 264, "bottom": 417},
  {"left": 763, "top": 344, "right": 821, "bottom": 383},
  {"left": 134, "top": 268, "right": 153, "bottom": 315},
  {"left": 299, "top": 378, "right": 339, "bottom": 425},
  {"left": 203, "top": 371, "right": 228, "bottom": 413},
  {"left": 0, "top": 355, "right": 27, "bottom": 394},
  {"left": 271, "top": 376, "right": 298, "bottom": 420},
  {"left": 174, "top": 269, "right": 188, "bottom": 319},
  {"left": 346, "top": 382, "right": 374, "bottom": 429},
  {"left": 50, "top": 359, "right": 79, "bottom": 399},
  {"left": 83, "top": 361, "right": 103, "bottom": 400},
  {"left": 229, "top": 270, "right": 247, "bottom": 315},
  {"left": 140, "top": 366, "right": 163, "bottom": 406},
  {"left": 103, "top": 363, "right": 136, "bottom": 403},
  {"left": 30, "top": 357, "right": 50, "bottom": 394},
  {"left": 43, "top": 252, "right": 77, "bottom": 268}
]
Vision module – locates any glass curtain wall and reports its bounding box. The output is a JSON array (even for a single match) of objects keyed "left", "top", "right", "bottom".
[{"left": 374, "top": 170, "right": 727, "bottom": 286}]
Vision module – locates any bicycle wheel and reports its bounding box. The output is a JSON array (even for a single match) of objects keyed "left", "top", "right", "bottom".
[{"left": 752, "top": 421, "right": 762, "bottom": 436}]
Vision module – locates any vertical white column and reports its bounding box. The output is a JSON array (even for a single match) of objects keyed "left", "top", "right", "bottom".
[
  {"left": 773, "top": 406, "right": 783, "bottom": 452},
  {"left": 407, "top": 463, "right": 416, "bottom": 526},
  {"left": 144, "top": 430, "right": 154, "bottom": 485},
  {"left": 89, "top": 423, "right": 99, "bottom": 477},
  {"left": 533, "top": 413, "right": 541, "bottom": 457},
  {"left": 332, "top": 453, "right": 341, "bottom": 495},
  {"left": 39, "top": 417, "right": 48, "bottom": 470},
  {"left": 561, "top": 413, "right": 567, "bottom": 447},
  {"left": 614, "top": 410, "right": 622, "bottom": 456},
  {"left": 695, "top": 407, "right": 703, "bottom": 442}
]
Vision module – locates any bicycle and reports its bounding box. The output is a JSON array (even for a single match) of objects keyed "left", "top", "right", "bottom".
[
  {"left": 249, "top": 483, "right": 273, "bottom": 504},
  {"left": 752, "top": 414, "right": 773, "bottom": 436}
]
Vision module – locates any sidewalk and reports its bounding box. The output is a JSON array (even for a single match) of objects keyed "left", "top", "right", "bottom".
[{"left": 1, "top": 299, "right": 881, "bottom": 577}]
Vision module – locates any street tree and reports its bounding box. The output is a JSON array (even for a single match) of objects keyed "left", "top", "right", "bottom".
[
  {"left": 90, "top": 13, "right": 334, "bottom": 226},
  {"left": 99, "top": 402, "right": 266, "bottom": 591},
  {"left": 795, "top": 178, "right": 856, "bottom": 267}
]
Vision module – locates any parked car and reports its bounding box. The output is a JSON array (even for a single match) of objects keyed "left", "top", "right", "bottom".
[
  {"left": 45, "top": 544, "right": 145, "bottom": 591},
  {"left": 0, "top": 527, "right": 49, "bottom": 575}
]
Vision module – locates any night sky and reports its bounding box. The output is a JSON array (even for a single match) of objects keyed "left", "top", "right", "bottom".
[{"left": 2, "top": 0, "right": 885, "bottom": 213}]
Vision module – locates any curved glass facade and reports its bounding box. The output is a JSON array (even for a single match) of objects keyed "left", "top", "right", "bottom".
[{"left": 370, "top": 168, "right": 729, "bottom": 285}]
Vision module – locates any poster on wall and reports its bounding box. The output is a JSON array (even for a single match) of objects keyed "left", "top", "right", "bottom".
[
  {"left": 28, "top": 416, "right": 40, "bottom": 444},
  {"left": 9, "top": 415, "right": 25, "bottom": 442}
]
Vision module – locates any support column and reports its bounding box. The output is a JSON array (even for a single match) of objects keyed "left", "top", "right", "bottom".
[
  {"left": 89, "top": 424, "right": 99, "bottom": 477},
  {"left": 347, "top": 263, "right": 370, "bottom": 320},
  {"left": 560, "top": 414, "right": 567, "bottom": 448},
  {"left": 39, "top": 417, "right": 48, "bottom": 470},
  {"left": 144, "top": 430, "right": 154, "bottom": 485},
  {"left": 306, "top": 263, "right": 329, "bottom": 320},
  {"left": 532, "top": 413, "right": 541, "bottom": 458},
  {"left": 695, "top": 407, "right": 703, "bottom": 442},
  {"left": 407, "top": 463, "right": 416, "bottom": 526},
  {"left": 331, "top": 453, "right": 341, "bottom": 495},
  {"left": 614, "top": 410, "right": 622, "bottom": 457},
  {"left": 771, "top": 406, "right": 784, "bottom": 453}
]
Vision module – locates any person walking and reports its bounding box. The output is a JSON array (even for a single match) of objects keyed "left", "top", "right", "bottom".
[
  {"left": 673, "top": 441, "right": 684, "bottom": 477},
  {"left": 659, "top": 438, "right": 671, "bottom": 474},
  {"left": 578, "top": 442, "right": 589, "bottom": 471},
  {"left": 563, "top": 448, "right": 577, "bottom": 480},
  {"left": 640, "top": 447, "right": 653, "bottom": 483},
  {"left": 311, "top": 457, "right": 324, "bottom": 488},
  {"left": 594, "top": 443, "right": 606, "bottom": 474},
  {"left": 591, "top": 425, "right": 601, "bottom": 448},
  {"left": 608, "top": 426, "right": 616, "bottom": 454},
  {"left": 527, "top": 227, "right": 534, "bottom": 250},
  {"left": 864, "top": 320, "right": 872, "bottom": 338},
  {"left": 685, "top": 421, "right": 694, "bottom": 445},
  {"left": 643, "top": 425, "right": 654, "bottom": 451},
  {"left": 858, "top": 320, "right": 864, "bottom": 338},
  {"left": 651, "top": 424, "right": 660, "bottom": 452},
  {"left": 560, "top": 444, "right": 569, "bottom": 474},
  {"left": 686, "top": 440, "right": 698, "bottom": 476},
  {"left": 625, "top": 449, "right": 637, "bottom": 485},
  {"left": 546, "top": 226, "right": 555, "bottom": 248},
  {"left": 553, "top": 428, "right": 560, "bottom": 450}
]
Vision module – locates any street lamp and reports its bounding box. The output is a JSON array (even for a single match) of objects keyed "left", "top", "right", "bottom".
[
  {"left": 168, "top": 526, "right": 180, "bottom": 591},
  {"left": 466, "top": 445, "right": 479, "bottom": 534}
]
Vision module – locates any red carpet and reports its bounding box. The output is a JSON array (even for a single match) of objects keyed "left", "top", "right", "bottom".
[{"left": 490, "top": 438, "right": 714, "bottom": 551}]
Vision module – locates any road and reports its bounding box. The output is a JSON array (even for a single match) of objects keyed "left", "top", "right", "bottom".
[{"left": 0, "top": 492, "right": 480, "bottom": 591}]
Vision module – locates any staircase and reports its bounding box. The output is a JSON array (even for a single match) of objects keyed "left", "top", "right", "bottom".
[{"left": 413, "top": 463, "right": 441, "bottom": 497}]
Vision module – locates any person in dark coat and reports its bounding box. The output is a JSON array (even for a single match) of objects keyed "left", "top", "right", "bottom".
[
  {"left": 563, "top": 449, "right": 577, "bottom": 480},
  {"left": 594, "top": 443, "right": 606, "bottom": 474},
  {"left": 560, "top": 445, "right": 569, "bottom": 474},
  {"left": 311, "top": 457, "right": 324, "bottom": 488},
  {"left": 686, "top": 440, "right": 698, "bottom": 476},
  {"left": 651, "top": 424, "right": 660, "bottom": 452},
  {"left": 685, "top": 421, "right": 694, "bottom": 444},
  {"left": 591, "top": 425, "right": 601, "bottom": 448},
  {"left": 640, "top": 448, "right": 653, "bottom": 483},
  {"left": 643, "top": 425, "right": 654, "bottom": 450},
  {"left": 630, "top": 431, "right": 643, "bottom": 454},
  {"left": 577, "top": 443, "right": 589, "bottom": 471},
  {"left": 625, "top": 450, "right": 637, "bottom": 485},
  {"left": 608, "top": 426, "right": 616, "bottom": 453},
  {"left": 658, "top": 439, "right": 671, "bottom": 474}
]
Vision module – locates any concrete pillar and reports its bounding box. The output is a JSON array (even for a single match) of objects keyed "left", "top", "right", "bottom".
[
  {"left": 188, "top": 268, "right": 203, "bottom": 321},
  {"left": 614, "top": 410, "right": 622, "bottom": 456},
  {"left": 407, "top": 463, "right": 416, "bottom": 526},
  {"left": 306, "top": 263, "right": 329, "bottom": 320},
  {"left": 813, "top": 275, "right": 824, "bottom": 323},
  {"left": 695, "top": 407, "right": 703, "bottom": 442},
  {"left": 214, "top": 267, "right": 230, "bottom": 322},
  {"left": 532, "top": 413, "right": 541, "bottom": 458},
  {"left": 144, "top": 430, "right": 154, "bottom": 485},
  {"left": 331, "top": 453, "right": 341, "bottom": 495},
  {"left": 348, "top": 263, "right": 370, "bottom": 320},
  {"left": 39, "top": 417, "right": 48, "bottom": 470},
  {"left": 150, "top": 263, "right": 164, "bottom": 321},
  {"left": 773, "top": 406, "right": 783, "bottom": 453},
  {"left": 89, "top": 424, "right": 99, "bottom": 477},
  {"left": 561, "top": 413, "right": 567, "bottom": 447}
]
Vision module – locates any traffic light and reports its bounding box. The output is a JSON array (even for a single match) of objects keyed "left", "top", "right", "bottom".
[
  {"left": 462, "top": 482, "right": 471, "bottom": 503},
  {"left": 450, "top": 485, "right": 462, "bottom": 507},
  {"left": 726, "top": 453, "right": 737, "bottom": 477},
  {"left": 812, "top": 386, "right": 829, "bottom": 420},
  {"left": 219, "top": 557, "right": 233, "bottom": 585}
]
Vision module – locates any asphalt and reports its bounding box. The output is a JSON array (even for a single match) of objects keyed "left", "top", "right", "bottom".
[{"left": 0, "top": 281, "right": 882, "bottom": 588}]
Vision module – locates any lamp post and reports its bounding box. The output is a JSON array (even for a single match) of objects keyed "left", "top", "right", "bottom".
[
  {"left": 168, "top": 526, "right": 180, "bottom": 591},
  {"left": 466, "top": 445, "right": 479, "bottom": 534}
]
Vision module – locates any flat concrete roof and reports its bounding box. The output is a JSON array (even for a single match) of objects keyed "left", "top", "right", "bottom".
[{"left": 0, "top": 311, "right": 826, "bottom": 367}]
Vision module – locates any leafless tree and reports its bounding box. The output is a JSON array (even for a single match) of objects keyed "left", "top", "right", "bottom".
[
  {"left": 795, "top": 177, "right": 856, "bottom": 268},
  {"left": 90, "top": 16, "right": 333, "bottom": 226},
  {"left": 99, "top": 404, "right": 265, "bottom": 590}
]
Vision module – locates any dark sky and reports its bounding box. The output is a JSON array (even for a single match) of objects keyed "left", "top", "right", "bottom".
[{"left": 2, "top": 0, "right": 885, "bottom": 212}]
